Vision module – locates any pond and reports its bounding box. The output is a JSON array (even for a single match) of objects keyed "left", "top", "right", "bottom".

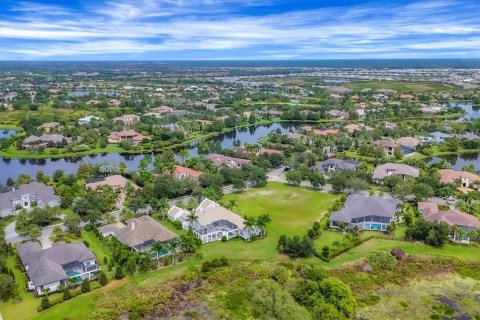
[
  {"left": 428, "top": 153, "right": 480, "bottom": 170},
  {"left": 0, "top": 122, "right": 300, "bottom": 182},
  {"left": 451, "top": 101, "right": 480, "bottom": 121},
  {"left": 0, "top": 129, "right": 17, "bottom": 140},
  {"left": 71, "top": 90, "right": 120, "bottom": 97}
]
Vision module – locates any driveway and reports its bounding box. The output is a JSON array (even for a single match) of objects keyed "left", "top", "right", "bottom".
[{"left": 5, "top": 222, "right": 65, "bottom": 245}]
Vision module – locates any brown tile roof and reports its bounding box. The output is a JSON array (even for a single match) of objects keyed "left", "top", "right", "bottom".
[
  {"left": 438, "top": 169, "right": 480, "bottom": 184},
  {"left": 99, "top": 215, "right": 177, "bottom": 247},
  {"left": 174, "top": 165, "right": 203, "bottom": 179},
  {"left": 418, "top": 202, "right": 480, "bottom": 228}
]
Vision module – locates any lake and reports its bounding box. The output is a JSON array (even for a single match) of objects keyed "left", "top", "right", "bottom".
[
  {"left": 0, "top": 130, "right": 17, "bottom": 140},
  {"left": 71, "top": 90, "right": 120, "bottom": 97},
  {"left": 0, "top": 122, "right": 300, "bottom": 182},
  {"left": 428, "top": 153, "right": 480, "bottom": 170},
  {"left": 451, "top": 101, "right": 480, "bottom": 121}
]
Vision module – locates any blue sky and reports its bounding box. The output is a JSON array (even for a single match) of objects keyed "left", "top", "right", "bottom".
[{"left": 0, "top": 0, "right": 479, "bottom": 60}]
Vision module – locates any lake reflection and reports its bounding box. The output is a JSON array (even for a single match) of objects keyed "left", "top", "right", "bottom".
[
  {"left": 428, "top": 153, "right": 480, "bottom": 170},
  {"left": 0, "top": 122, "right": 299, "bottom": 182}
]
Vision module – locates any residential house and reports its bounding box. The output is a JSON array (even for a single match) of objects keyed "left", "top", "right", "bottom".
[
  {"left": 314, "top": 158, "right": 360, "bottom": 173},
  {"left": 168, "top": 198, "right": 260, "bottom": 243},
  {"left": 395, "top": 136, "right": 421, "bottom": 154},
  {"left": 78, "top": 115, "right": 101, "bottom": 125},
  {"left": 161, "top": 123, "right": 183, "bottom": 132},
  {"left": 38, "top": 122, "right": 60, "bottom": 133},
  {"left": 22, "top": 134, "right": 71, "bottom": 149},
  {"left": 99, "top": 215, "right": 178, "bottom": 252},
  {"left": 85, "top": 175, "right": 139, "bottom": 209},
  {"left": 150, "top": 105, "right": 173, "bottom": 114},
  {"left": 383, "top": 121, "right": 397, "bottom": 129},
  {"left": 344, "top": 123, "right": 373, "bottom": 133},
  {"left": 174, "top": 165, "right": 203, "bottom": 180},
  {"left": 400, "top": 94, "right": 415, "bottom": 100},
  {"left": 418, "top": 202, "right": 480, "bottom": 243},
  {"left": 330, "top": 194, "right": 401, "bottom": 231},
  {"left": 328, "top": 109, "right": 349, "bottom": 119},
  {"left": 419, "top": 104, "right": 446, "bottom": 115},
  {"left": 205, "top": 154, "right": 251, "bottom": 168},
  {"left": 438, "top": 169, "right": 480, "bottom": 188},
  {"left": 303, "top": 126, "right": 341, "bottom": 136},
  {"left": 372, "top": 139, "right": 400, "bottom": 156},
  {"left": 108, "top": 99, "right": 121, "bottom": 107},
  {"left": 0, "top": 182, "right": 60, "bottom": 217},
  {"left": 372, "top": 163, "right": 419, "bottom": 183},
  {"left": 113, "top": 114, "right": 139, "bottom": 125},
  {"left": 330, "top": 86, "right": 352, "bottom": 94},
  {"left": 107, "top": 130, "right": 146, "bottom": 144},
  {"left": 421, "top": 131, "right": 453, "bottom": 143},
  {"left": 17, "top": 241, "right": 99, "bottom": 295}
]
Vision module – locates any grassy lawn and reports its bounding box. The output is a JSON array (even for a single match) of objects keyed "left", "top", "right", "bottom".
[
  {"left": 327, "top": 238, "right": 480, "bottom": 268},
  {"left": 347, "top": 81, "right": 456, "bottom": 92},
  {"left": 81, "top": 231, "right": 112, "bottom": 269},
  {"left": 202, "top": 182, "right": 340, "bottom": 262}
]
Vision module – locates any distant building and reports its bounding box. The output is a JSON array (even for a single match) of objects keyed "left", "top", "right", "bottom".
[
  {"left": 372, "top": 139, "right": 400, "bottom": 156},
  {"left": 38, "top": 122, "right": 60, "bottom": 133},
  {"left": 205, "top": 154, "right": 251, "bottom": 168},
  {"left": 22, "top": 134, "right": 71, "bottom": 149},
  {"left": 438, "top": 169, "right": 480, "bottom": 188},
  {"left": 372, "top": 163, "right": 420, "bottom": 183},
  {"left": 113, "top": 114, "right": 139, "bottom": 125},
  {"left": 314, "top": 158, "right": 360, "bottom": 173},
  {"left": 174, "top": 165, "right": 203, "bottom": 180},
  {"left": 107, "top": 130, "right": 146, "bottom": 144},
  {"left": 78, "top": 115, "right": 101, "bottom": 125}
]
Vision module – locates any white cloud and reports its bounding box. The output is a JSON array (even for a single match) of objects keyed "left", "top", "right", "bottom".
[{"left": 0, "top": 0, "right": 479, "bottom": 59}]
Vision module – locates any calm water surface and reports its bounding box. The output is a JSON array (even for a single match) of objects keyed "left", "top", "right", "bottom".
[{"left": 0, "top": 122, "right": 299, "bottom": 182}]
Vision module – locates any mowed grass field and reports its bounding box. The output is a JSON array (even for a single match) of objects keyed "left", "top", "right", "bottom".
[
  {"left": 202, "top": 182, "right": 340, "bottom": 262},
  {"left": 347, "top": 81, "right": 455, "bottom": 92}
]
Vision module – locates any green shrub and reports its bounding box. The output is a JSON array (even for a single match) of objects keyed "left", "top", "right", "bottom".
[
  {"left": 41, "top": 296, "right": 50, "bottom": 310},
  {"left": 114, "top": 266, "right": 124, "bottom": 279},
  {"left": 63, "top": 288, "right": 71, "bottom": 300},
  {"left": 366, "top": 250, "right": 396, "bottom": 272},
  {"left": 81, "top": 279, "right": 91, "bottom": 293},
  {"left": 201, "top": 257, "right": 230, "bottom": 273},
  {"left": 98, "top": 271, "right": 108, "bottom": 286}
]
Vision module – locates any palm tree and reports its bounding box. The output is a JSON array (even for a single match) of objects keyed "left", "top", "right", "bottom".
[
  {"left": 178, "top": 149, "right": 190, "bottom": 163},
  {"left": 450, "top": 225, "right": 465, "bottom": 242},
  {"left": 186, "top": 210, "right": 199, "bottom": 231},
  {"left": 226, "top": 199, "right": 237, "bottom": 210},
  {"left": 243, "top": 215, "right": 257, "bottom": 240},
  {"left": 256, "top": 214, "right": 271, "bottom": 238},
  {"left": 167, "top": 239, "right": 180, "bottom": 265},
  {"left": 52, "top": 226, "right": 64, "bottom": 242},
  {"left": 156, "top": 198, "right": 169, "bottom": 220},
  {"left": 251, "top": 144, "right": 260, "bottom": 153},
  {"left": 151, "top": 241, "right": 164, "bottom": 269},
  {"left": 163, "top": 162, "right": 176, "bottom": 176}
]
